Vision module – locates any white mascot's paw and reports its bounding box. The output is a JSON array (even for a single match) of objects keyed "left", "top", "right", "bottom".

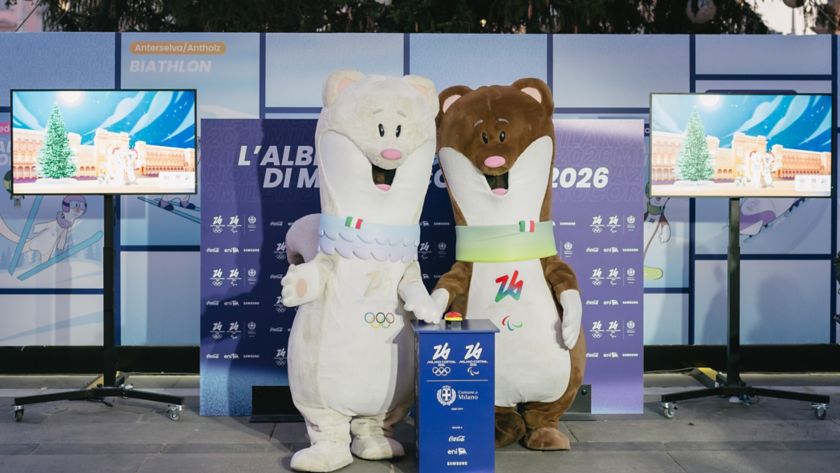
[
  {"left": 403, "top": 283, "right": 443, "bottom": 324},
  {"left": 290, "top": 442, "right": 352, "bottom": 472},
  {"left": 402, "top": 284, "right": 444, "bottom": 324},
  {"left": 559, "top": 289, "right": 582, "bottom": 349},
  {"left": 350, "top": 435, "right": 405, "bottom": 460},
  {"left": 281, "top": 263, "right": 321, "bottom": 307}
]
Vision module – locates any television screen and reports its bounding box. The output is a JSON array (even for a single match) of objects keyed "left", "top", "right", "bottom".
[
  {"left": 650, "top": 93, "right": 832, "bottom": 198},
  {"left": 10, "top": 89, "right": 196, "bottom": 195}
]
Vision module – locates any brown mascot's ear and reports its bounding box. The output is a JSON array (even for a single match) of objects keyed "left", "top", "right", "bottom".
[
  {"left": 511, "top": 78, "right": 554, "bottom": 117},
  {"left": 438, "top": 85, "right": 473, "bottom": 116}
]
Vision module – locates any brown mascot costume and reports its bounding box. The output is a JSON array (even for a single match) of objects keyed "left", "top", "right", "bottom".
[{"left": 431, "top": 78, "right": 586, "bottom": 450}]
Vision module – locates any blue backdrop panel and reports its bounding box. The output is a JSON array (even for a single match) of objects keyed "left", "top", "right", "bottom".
[
  {"left": 643, "top": 293, "right": 689, "bottom": 345},
  {"left": 265, "top": 33, "right": 404, "bottom": 108},
  {"left": 0, "top": 294, "right": 102, "bottom": 346},
  {"left": 694, "top": 260, "right": 830, "bottom": 344},
  {"left": 409, "top": 34, "right": 546, "bottom": 91},
  {"left": 642, "top": 197, "right": 690, "bottom": 289},
  {"left": 553, "top": 35, "right": 690, "bottom": 109},
  {"left": 695, "top": 35, "right": 832, "bottom": 75},
  {"left": 120, "top": 251, "right": 199, "bottom": 345},
  {"left": 0, "top": 33, "right": 116, "bottom": 106},
  {"left": 694, "top": 198, "right": 831, "bottom": 255},
  {"left": 119, "top": 32, "right": 262, "bottom": 247}
]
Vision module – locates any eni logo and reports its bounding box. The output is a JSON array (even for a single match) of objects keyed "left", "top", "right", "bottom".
[
  {"left": 501, "top": 315, "right": 523, "bottom": 332},
  {"left": 495, "top": 270, "right": 524, "bottom": 302}
]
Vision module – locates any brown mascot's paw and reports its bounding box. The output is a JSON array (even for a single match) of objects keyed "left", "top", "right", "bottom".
[
  {"left": 494, "top": 408, "right": 526, "bottom": 448},
  {"left": 523, "top": 427, "right": 571, "bottom": 451}
]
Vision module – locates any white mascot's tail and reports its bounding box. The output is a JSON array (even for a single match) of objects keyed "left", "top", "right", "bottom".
[{"left": 285, "top": 213, "right": 320, "bottom": 264}]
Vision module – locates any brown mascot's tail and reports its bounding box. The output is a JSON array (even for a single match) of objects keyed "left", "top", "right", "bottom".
[{"left": 285, "top": 213, "right": 320, "bottom": 265}]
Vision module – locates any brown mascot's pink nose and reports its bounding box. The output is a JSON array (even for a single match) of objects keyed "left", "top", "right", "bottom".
[
  {"left": 484, "top": 155, "right": 506, "bottom": 168},
  {"left": 380, "top": 148, "right": 402, "bottom": 160}
]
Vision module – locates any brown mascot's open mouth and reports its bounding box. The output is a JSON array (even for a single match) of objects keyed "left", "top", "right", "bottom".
[
  {"left": 484, "top": 172, "right": 509, "bottom": 195},
  {"left": 372, "top": 164, "right": 397, "bottom": 191}
]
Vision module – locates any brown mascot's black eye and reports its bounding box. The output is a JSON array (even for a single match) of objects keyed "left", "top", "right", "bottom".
[
  {"left": 499, "top": 131, "right": 506, "bottom": 142},
  {"left": 396, "top": 125, "right": 402, "bottom": 138},
  {"left": 481, "top": 131, "right": 489, "bottom": 144},
  {"left": 378, "top": 124, "right": 385, "bottom": 137}
]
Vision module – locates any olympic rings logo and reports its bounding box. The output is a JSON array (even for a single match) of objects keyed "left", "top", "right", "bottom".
[
  {"left": 364, "top": 312, "right": 396, "bottom": 328},
  {"left": 432, "top": 366, "right": 451, "bottom": 377}
]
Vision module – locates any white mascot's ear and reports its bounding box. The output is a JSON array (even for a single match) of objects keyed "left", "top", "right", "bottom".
[
  {"left": 403, "top": 75, "right": 439, "bottom": 116},
  {"left": 323, "top": 69, "right": 365, "bottom": 107}
]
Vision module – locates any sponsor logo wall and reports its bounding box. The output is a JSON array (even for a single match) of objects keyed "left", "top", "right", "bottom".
[{"left": 553, "top": 119, "right": 645, "bottom": 413}]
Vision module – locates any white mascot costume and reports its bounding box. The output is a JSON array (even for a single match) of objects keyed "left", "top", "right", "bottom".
[{"left": 280, "top": 70, "right": 443, "bottom": 472}]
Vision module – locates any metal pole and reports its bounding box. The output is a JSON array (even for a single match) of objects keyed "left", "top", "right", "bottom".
[{"left": 726, "top": 197, "right": 742, "bottom": 386}]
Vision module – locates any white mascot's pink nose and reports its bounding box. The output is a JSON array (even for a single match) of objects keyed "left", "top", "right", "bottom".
[{"left": 380, "top": 148, "right": 402, "bottom": 160}]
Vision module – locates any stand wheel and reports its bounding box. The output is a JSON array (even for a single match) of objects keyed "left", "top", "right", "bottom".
[
  {"left": 812, "top": 404, "right": 828, "bottom": 420},
  {"left": 167, "top": 405, "right": 182, "bottom": 421},
  {"left": 13, "top": 406, "right": 23, "bottom": 422},
  {"left": 661, "top": 402, "right": 676, "bottom": 419}
]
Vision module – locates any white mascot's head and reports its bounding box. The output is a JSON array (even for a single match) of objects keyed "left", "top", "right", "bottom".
[{"left": 315, "top": 69, "right": 438, "bottom": 224}]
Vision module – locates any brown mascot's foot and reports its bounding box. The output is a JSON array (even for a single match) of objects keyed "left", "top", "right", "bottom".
[
  {"left": 523, "top": 427, "right": 571, "bottom": 451},
  {"left": 494, "top": 407, "right": 526, "bottom": 448}
]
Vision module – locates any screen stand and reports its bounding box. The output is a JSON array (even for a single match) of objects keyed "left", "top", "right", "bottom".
[
  {"left": 12, "top": 195, "right": 184, "bottom": 422},
  {"left": 660, "top": 198, "right": 829, "bottom": 420}
]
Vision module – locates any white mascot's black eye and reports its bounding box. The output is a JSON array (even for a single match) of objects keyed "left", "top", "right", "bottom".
[
  {"left": 378, "top": 124, "right": 385, "bottom": 137},
  {"left": 396, "top": 125, "right": 402, "bottom": 138}
]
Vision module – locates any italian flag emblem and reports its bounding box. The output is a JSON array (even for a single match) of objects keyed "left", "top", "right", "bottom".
[
  {"left": 345, "top": 216, "right": 363, "bottom": 229},
  {"left": 518, "top": 220, "right": 536, "bottom": 233}
]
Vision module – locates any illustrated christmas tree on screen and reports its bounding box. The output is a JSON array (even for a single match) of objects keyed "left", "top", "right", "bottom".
[
  {"left": 676, "top": 108, "right": 714, "bottom": 182},
  {"left": 36, "top": 104, "right": 76, "bottom": 179}
]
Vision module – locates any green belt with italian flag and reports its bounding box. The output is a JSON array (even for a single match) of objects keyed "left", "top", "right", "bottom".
[{"left": 455, "top": 220, "right": 558, "bottom": 263}]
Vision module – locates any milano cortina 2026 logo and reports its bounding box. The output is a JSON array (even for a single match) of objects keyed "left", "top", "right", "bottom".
[{"left": 495, "top": 270, "right": 524, "bottom": 303}]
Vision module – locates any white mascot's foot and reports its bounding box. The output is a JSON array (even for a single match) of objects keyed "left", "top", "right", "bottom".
[
  {"left": 290, "top": 442, "right": 352, "bottom": 472},
  {"left": 350, "top": 435, "right": 405, "bottom": 460}
]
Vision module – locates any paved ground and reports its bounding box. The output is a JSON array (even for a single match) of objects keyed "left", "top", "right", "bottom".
[{"left": 1, "top": 373, "right": 839, "bottom": 473}]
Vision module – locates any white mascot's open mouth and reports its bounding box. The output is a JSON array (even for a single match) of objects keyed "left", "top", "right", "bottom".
[{"left": 371, "top": 163, "right": 397, "bottom": 192}]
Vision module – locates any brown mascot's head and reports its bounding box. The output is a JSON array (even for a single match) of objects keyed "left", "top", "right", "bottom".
[{"left": 436, "top": 78, "right": 555, "bottom": 227}]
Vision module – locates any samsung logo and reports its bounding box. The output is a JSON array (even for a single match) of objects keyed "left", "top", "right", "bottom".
[
  {"left": 243, "top": 248, "right": 260, "bottom": 253},
  {"left": 622, "top": 353, "right": 639, "bottom": 358},
  {"left": 622, "top": 300, "right": 640, "bottom": 305},
  {"left": 242, "top": 354, "right": 260, "bottom": 359},
  {"left": 622, "top": 248, "right": 639, "bottom": 253},
  {"left": 243, "top": 301, "right": 260, "bottom": 306}
]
